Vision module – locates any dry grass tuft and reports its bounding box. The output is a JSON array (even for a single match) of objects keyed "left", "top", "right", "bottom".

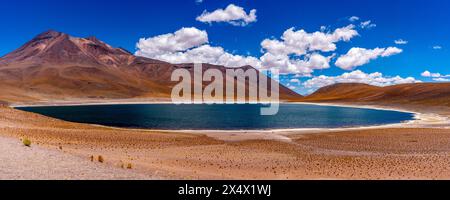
[
  {"left": 98, "top": 155, "right": 104, "bottom": 163},
  {"left": 22, "top": 138, "right": 32, "bottom": 147}
]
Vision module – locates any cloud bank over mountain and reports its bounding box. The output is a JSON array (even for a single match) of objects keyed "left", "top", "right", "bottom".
[
  {"left": 304, "top": 70, "right": 420, "bottom": 91},
  {"left": 196, "top": 4, "right": 257, "bottom": 26},
  {"left": 134, "top": 3, "right": 429, "bottom": 94}
]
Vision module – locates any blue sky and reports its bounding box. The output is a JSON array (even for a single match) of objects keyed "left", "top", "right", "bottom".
[{"left": 1, "top": 0, "right": 449, "bottom": 94}]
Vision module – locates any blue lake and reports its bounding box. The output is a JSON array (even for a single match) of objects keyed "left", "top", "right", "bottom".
[{"left": 17, "top": 104, "right": 415, "bottom": 130}]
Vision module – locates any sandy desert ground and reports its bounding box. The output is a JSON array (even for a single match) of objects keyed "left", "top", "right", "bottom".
[
  {"left": 0, "top": 136, "right": 154, "bottom": 180},
  {"left": 1, "top": 103, "right": 450, "bottom": 180}
]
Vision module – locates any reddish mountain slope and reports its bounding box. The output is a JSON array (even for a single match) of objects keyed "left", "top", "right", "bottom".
[
  {"left": 301, "top": 83, "right": 450, "bottom": 107},
  {"left": 0, "top": 30, "right": 301, "bottom": 103}
]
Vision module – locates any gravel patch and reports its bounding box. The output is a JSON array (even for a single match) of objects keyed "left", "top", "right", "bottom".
[{"left": 0, "top": 136, "right": 156, "bottom": 180}]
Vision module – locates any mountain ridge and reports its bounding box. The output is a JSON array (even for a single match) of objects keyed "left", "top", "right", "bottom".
[
  {"left": 301, "top": 82, "right": 450, "bottom": 108},
  {"left": 0, "top": 30, "right": 302, "bottom": 104}
]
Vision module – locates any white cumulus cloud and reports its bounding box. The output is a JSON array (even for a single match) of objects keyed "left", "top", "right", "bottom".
[
  {"left": 349, "top": 16, "right": 360, "bottom": 22},
  {"left": 260, "top": 25, "right": 358, "bottom": 75},
  {"left": 303, "top": 70, "right": 420, "bottom": 91},
  {"left": 421, "top": 71, "right": 450, "bottom": 82},
  {"left": 421, "top": 70, "right": 442, "bottom": 78},
  {"left": 433, "top": 78, "right": 450, "bottom": 82},
  {"left": 135, "top": 23, "right": 406, "bottom": 80},
  {"left": 360, "top": 20, "right": 376, "bottom": 29},
  {"left": 394, "top": 39, "right": 408, "bottom": 45},
  {"left": 290, "top": 79, "right": 301, "bottom": 84},
  {"left": 196, "top": 4, "right": 257, "bottom": 26},
  {"left": 136, "top": 27, "right": 208, "bottom": 57},
  {"left": 259, "top": 52, "right": 334, "bottom": 75},
  {"left": 335, "top": 47, "right": 403, "bottom": 70},
  {"left": 135, "top": 27, "right": 261, "bottom": 68},
  {"left": 135, "top": 25, "right": 352, "bottom": 73}
]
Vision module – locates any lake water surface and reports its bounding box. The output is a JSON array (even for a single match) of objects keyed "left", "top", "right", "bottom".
[{"left": 17, "top": 104, "right": 414, "bottom": 130}]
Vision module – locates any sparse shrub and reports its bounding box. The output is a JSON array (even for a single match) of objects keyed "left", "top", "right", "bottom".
[
  {"left": 127, "top": 163, "right": 133, "bottom": 169},
  {"left": 98, "top": 155, "right": 104, "bottom": 163},
  {"left": 90, "top": 155, "right": 94, "bottom": 162},
  {"left": 22, "top": 138, "right": 32, "bottom": 147}
]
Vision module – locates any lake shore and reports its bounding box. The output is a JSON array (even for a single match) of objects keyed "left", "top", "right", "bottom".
[
  {"left": 11, "top": 100, "right": 450, "bottom": 134},
  {"left": 1, "top": 100, "right": 450, "bottom": 179}
]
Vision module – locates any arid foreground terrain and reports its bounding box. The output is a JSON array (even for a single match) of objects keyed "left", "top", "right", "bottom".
[{"left": 1, "top": 103, "right": 450, "bottom": 180}]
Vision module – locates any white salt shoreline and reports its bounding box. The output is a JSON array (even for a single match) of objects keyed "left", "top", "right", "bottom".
[{"left": 10, "top": 101, "right": 450, "bottom": 134}]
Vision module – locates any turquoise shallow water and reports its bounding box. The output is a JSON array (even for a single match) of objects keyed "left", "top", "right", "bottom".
[{"left": 17, "top": 104, "right": 415, "bottom": 130}]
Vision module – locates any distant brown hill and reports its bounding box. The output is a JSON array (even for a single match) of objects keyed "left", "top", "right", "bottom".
[
  {"left": 0, "top": 30, "right": 301, "bottom": 103},
  {"left": 301, "top": 83, "right": 450, "bottom": 107}
]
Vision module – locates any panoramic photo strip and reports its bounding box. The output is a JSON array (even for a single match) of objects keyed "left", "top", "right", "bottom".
[{"left": 1, "top": 0, "right": 450, "bottom": 197}]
